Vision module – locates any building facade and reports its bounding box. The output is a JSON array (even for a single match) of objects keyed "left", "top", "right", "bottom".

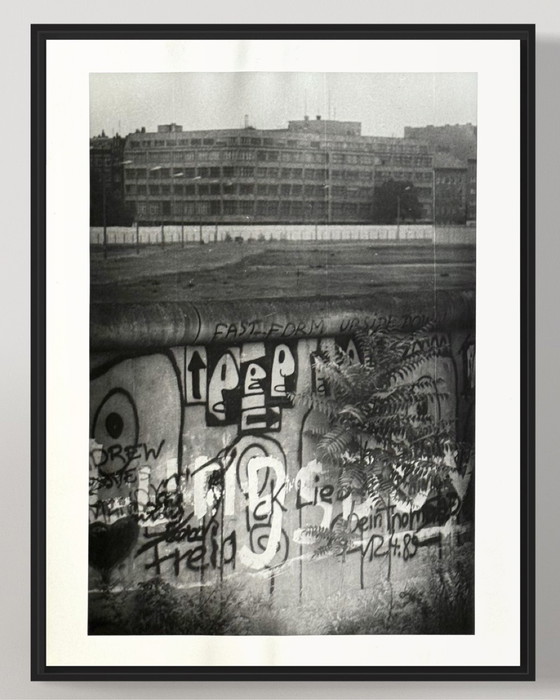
[
  {"left": 403, "top": 123, "right": 477, "bottom": 163},
  {"left": 404, "top": 124, "right": 477, "bottom": 226},
  {"left": 90, "top": 132, "right": 131, "bottom": 226},
  {"left": 121, "top": 117, "right": 435, "bottom": 225},
  {"left": 433, "top": 153, "right": 468, "bottom": 225},
  {"left": 466, "top": 158, "right": 477, "bottom": 224}
]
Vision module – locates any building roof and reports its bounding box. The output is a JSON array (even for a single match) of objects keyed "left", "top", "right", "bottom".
[
  {"left": 433, "top": 152, "right": 467, "bottom": 170},
  {"left": 404, "top": 124, "right": 477, "bottom": 162}
]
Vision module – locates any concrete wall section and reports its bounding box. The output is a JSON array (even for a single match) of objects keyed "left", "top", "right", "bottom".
[
  {"left": 90, "top": 292, "right": 475, "bottom": 351},
  {"left": 89, "top": 321, "right": 475, "bottom": 601},
  {"left": 90, "top": 224, "right": 436, "bottom": 245},
  {"left": 91, "top": 224, "right": 476, "bottom": 246}
]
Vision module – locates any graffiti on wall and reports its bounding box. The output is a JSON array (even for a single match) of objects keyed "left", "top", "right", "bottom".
[{"left": 89, "top": 332, "right": 475, "bottom": 597}]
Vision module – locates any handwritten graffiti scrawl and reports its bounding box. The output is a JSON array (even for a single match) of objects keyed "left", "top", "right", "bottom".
[{"left": 89, "top": 334, "right": 474, "bottom": 609}]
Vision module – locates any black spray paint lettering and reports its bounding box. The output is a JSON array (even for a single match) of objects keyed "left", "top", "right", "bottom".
[
  {"left": 357, "top": 532, "right": 419, "bottom": 563},
  {"left": 207, "top": 349, "right": 240, "bottom": 424},
  {"left": 212, "top": 318, "right": 325, "bottom": 342},
  {"left": 296, "top": 482, "right": 351, "bottom": 509},
  {"left": 89, "top": 440, "right": 166, "bottom": 468},
  {"left": 139, "top": 525, "right": 237, "bottom": 576}
]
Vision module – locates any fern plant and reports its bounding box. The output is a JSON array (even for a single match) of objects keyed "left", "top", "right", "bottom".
[{"left": 296, "top": 324, "right": 463, "bottom": 560}]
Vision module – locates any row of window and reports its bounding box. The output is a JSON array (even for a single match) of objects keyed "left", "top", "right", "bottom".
[
  {"left": 136, "top": 200, "right": 372, "bottom": 218},
  {"left": 331, "top": 170, "right": 373, "bottom": 182},
  {"left": 435, "top": 174, "right": 466, "bottom": 185},
  {"left": 124, "top": 166, "right": 376, "bottom": 182},
  {"left": 128, "top": 136, "right": 429, "bottom": 154},
  {"left": 127, "top": 150, "right": 432, "bottom": 167},
  {"left": 132, "top": 136, "right": 293, "bottom": 149},
  {"left": 126, "top": 183, "right": 374, "bottom": 199},
  {"left": 131, "top": 150, "right": 331, "bottom": 164},
  {"left": 376, "top": 170, "right": 434, "bottom": 182}
]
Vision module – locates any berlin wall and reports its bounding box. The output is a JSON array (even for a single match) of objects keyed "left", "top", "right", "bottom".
[
  {"left": 89, "top": 292, "right": 475, "bottom": 604},
  {"left": 90, "top": 224, "right": 477, "bottom": 246},
  {"left": 90, "top": 223, "right": 434, "bottom": 245}
]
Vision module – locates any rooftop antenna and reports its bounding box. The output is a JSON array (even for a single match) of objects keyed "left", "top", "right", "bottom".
[
  {"left": 244, "top": 114, "right": 249, "bottom": 128},
  {"left": 304, "top": 92, "right": 308, "bottom": 118}
]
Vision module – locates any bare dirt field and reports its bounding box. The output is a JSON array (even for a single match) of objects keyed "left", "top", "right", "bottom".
[{"left": 91, "top": 240, "right": 475, "bottom": 304}]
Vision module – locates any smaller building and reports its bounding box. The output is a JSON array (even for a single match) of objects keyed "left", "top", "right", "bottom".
[
  {"left": 404, "top": 124, "right": 477, "bottom": 226},
  {"left": 433, "top": 153, "right": 468, "bottom": 225},
  {"left": 90, "top": 132, "right": 131, "bottom": 226},
  {"left": 404, "top": 123, "right": 477, "bottom": 163},
  {"left": 466, "top": 158, "right": 477, "bottom": 224}
]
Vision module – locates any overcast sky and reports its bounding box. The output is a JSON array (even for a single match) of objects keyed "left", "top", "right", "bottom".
[{"left": 90, "top": 72, "right": 477, "bottom": 138}]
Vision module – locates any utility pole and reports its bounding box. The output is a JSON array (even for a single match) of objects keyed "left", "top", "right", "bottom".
[
  {"left": 102, "top": 166, "right": 107, "bottom": 259},
  {"left": 135, "top": 169, "right": 140, "bottom": 254},
  {"left": 396, "top": 185, "right": 412, "bottom": 242},
  {"left": 396, "top": 193, "right": 401, "bottom": 242}
]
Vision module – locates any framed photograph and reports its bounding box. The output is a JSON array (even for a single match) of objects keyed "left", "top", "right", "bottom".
[{"left": 31, "top": 24, "right": 535, "bottom": 681}]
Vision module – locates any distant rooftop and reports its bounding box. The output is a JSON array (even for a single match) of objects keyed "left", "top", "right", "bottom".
[
  {"left": 157, "top": 123, "right": 183, "bottom": 133},
  {"left": 287, "top": 116, "right": 361, "bottom": 136}
]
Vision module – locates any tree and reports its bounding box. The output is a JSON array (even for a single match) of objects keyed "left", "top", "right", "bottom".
[
  {"left": 295, "top": 324, "right": 470, "bottom": 564},
  {"left": 373, "top": 179, "right": 423, "bottom": 224},
  {"left": 90, "top": 164, "right": 134, "bottom": 227}
]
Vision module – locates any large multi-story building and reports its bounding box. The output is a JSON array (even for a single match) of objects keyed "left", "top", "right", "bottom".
[{"left": 121, "top": 117, "right": 435, "bottom": 225}]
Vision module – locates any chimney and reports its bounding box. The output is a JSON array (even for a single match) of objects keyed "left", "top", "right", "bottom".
[
  {"left": 316, "top": 115, "right": 321, "bottom": 120},
  {"left": 244, "top": 114, "right": 249, "bottom": 128}
]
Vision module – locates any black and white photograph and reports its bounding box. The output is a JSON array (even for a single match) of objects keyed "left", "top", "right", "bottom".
[
  {"left": 29, "top": 24, "right": 534, "bottom": 682},
  {"left": 88, "top": 70, "right": 477, "bottom": 637}
]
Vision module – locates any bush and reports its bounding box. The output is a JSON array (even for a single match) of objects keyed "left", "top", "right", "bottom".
[
  {"left": 89, "top": 546, "right": 473, "bottom": 635},
  {"left": 89, "top": 577, "right": 285, "bottom": 635}
]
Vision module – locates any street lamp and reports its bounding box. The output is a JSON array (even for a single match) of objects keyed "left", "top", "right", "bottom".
[
  {"left": 171, "top": 170, "right": 184, "bottom": 247},
  {"left": 199, "top": 177, "right": 225, "bottom": 244},
  {"left": 117, "top": 160, "right": 141, "bottom": 253},
  {"left": 146, "top": 166, "right": 162, "bottom": 247},
  {"left": 102, "top": 158, "right": 132, "bottom": 259},
  {"left": 396, "top": 185, "right": 412, "bottom": 242},
  {"left": 209, "top": 178, "right": 230, "bottom": 243},
  {"left": 432, "top": 167, "right": 437, "bottom": 242},
  {"left": 170, "top": 173, "right": 202, "bottom": 247},
  {"left": 101, "top": 162, "right": 108, "bottom": 259},
  {"left": 215, "top": 180, "right": 232, "bottom": 242},
  {"left": 323, "top": 184, "right": 330, "bottom": 238}
]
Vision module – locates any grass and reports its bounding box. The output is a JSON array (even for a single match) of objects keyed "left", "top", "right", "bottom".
[
  {"left": 89, "top": 543, "right": 473, "bottom": 636},
  {"left": 90, "top": 240, "right": 475, "bottom": 304}
]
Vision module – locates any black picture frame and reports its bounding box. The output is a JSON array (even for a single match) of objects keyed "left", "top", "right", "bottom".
[{"left": 31, "top": 23, "right": 535, "bottom": 681}]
